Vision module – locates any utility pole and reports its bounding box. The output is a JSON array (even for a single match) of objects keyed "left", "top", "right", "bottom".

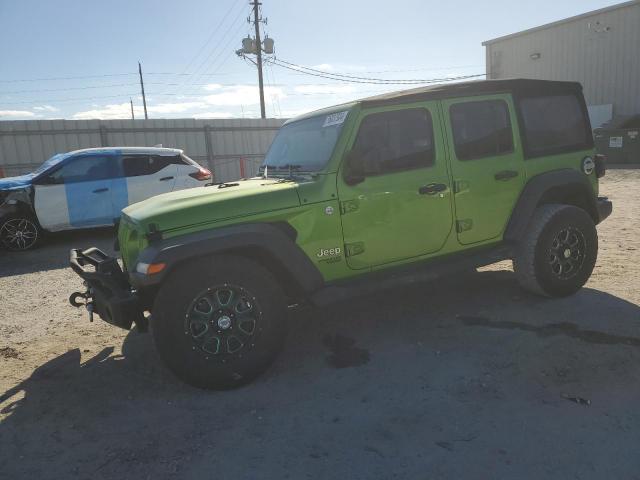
[
  {"left": 130, "top": 98, "right": 135, "bottom": 119},
  {"left": 138, "top": 61, "right": 148, "bottom": 119},
  {"left": 251, "top": 0, "right": 266, "bottom": 119}
]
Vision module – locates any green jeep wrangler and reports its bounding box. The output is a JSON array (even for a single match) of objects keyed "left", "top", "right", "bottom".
[{"left": 70, "top": 79, "right": 612, "bottom": 389}]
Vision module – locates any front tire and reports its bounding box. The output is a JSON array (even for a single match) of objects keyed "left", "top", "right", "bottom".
[
  {"left": 0, "top": 214, "right": 42, "bottom": 251},
  {"left": 513, "top": 204, "right": 598, "bottom": 297},
  {"left": 152, "top": 255, "right": 287, "bottom": 389}
]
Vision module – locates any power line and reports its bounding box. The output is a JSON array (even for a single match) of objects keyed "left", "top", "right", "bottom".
[
  {"left": 271, "top": 59, "right": 485, "bottom": 85},
  {"left": 272, "top": 57, "right": 485, "bottom": 84},
  {"left": 0, "top": 82, "right": 140, "bottom": 95},
  {"left": 0, "top": 64, "right": 484, "bottom": 85},
  {"left": 171, "top": 3, "right": 249, "bottom": 97},
  {"left": 1, "top": 93, "right": 139, "bottom": 106},
  {"left": 284, "top": 64, "right": 484, "bottom": 75},
  {"left": 0, "top": 73, "right": 137, "bottom": 83},
  {"left": 159, "top": 0, "right": 243, "bottom": 96}
]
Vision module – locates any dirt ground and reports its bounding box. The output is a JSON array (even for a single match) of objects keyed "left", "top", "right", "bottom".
[{"left": 1, "top": 169, "right": 639, "bottom": 480}]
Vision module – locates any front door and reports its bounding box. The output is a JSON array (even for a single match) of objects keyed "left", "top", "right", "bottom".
[
  {"left": 34, "top": 154, "right": 117, "bottom": 230},
  {"left": 337, "top": 104, "right": 454, "bottom": 270},
  {"left": 442, "top": 95, "right": 524, "bottom": 245}
]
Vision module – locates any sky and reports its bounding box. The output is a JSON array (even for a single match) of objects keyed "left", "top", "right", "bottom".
[{"left": 0, "top": 0, "right": 625, "bottom": 120}]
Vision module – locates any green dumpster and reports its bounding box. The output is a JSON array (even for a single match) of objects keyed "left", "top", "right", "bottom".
[{"left": 594, "top": 116, "right": 640, "bottom": 165}]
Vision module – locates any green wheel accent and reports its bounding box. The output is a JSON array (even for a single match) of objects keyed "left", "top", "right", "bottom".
[
  {"left": 185, "top": 284, "right": 260, "bottom": 358},
  {"left": 548, "top": 227, "right": 586, "bottom": 280}
]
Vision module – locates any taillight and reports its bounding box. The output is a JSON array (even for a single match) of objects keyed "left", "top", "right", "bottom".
[
  {"left": 594, "top": 154, "right": 606, "bottom": 178},
  {"left": 189, "top": 167, "right": 212, "bottom": 181}
]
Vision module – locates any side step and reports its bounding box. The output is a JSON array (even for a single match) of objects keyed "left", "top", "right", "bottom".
[{"left": 310, "top": 245, "right": 512, "bottom": 307}]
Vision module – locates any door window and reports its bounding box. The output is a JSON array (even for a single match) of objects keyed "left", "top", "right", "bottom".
[
  {"left": 122, "top": 155, "right": 179, "bottom": 177},
  {"left": 450, "top": 100, "right": 513, "bottom": 161},
  {"left": 353, "top": 108, "right": 435, "bottom": 175},
  {"left": 47, "top": 155, "right": 114, "bottom": 184}
]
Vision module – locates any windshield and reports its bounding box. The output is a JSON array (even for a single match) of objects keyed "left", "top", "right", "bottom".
[
  {"left": 262, "top": 110, "right": 349, "bottom": 172},
  {"left": 32, "top": 153, "right": 68, "bottom": 176}
]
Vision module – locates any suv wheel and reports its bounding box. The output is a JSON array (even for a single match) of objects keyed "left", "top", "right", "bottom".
[
  {"left": 513, "top": 204, "right": 598, "bottom": 297},
  {"left": 0, "top": 215, "right": 42, "bottom": 251},
  {"left": 152, "top": 255, "right": 287, "bottom": 389}
]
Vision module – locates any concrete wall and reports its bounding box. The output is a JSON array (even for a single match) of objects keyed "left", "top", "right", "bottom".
[
  {"left": 484, "top": 1, "right": 640, "bottom": 122},
  {"left": 0, "top": 118, "right": 286, "bottom": 182}
]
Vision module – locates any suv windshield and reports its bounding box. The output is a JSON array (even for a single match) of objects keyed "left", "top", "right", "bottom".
[
  {"left": 262, "top": 110, "right": 349, "bottom": 173},
  {"left": 32, "top": 153, "right": 67, "bottom": 176}
]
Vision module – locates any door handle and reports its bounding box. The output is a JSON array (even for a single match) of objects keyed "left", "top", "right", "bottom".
[
  {"left": 494, "top": 170, "right": 519, "bottom": 181},
  {"left": 92, "top": 187, "right": 109, "bottom": 193},
  {"left": 159, "top": 176, "right": 174, "bottom": 181},
  {"left": 418, "top": 183, "right": 448, "bottom": 195}
]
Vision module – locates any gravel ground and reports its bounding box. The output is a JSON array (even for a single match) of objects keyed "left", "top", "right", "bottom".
[{"left": 1, "top": 169, "right": 639, "bottom": 479}]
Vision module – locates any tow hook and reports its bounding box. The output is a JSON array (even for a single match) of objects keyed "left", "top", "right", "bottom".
[{"left": 69, "top": 289, "right": 94, "bottom": 322}]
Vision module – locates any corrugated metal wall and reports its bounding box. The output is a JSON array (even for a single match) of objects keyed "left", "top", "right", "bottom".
[
  {"left": 0, "top": 118, "right": 286, "bottom": 181},
  {"left": 484, "top": 1, "right": 640, "bottom": 118}
]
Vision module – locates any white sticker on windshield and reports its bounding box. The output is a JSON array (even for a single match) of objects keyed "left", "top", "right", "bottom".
[{"left": 323, "top": 111, "right": 348, "bottom": 127}]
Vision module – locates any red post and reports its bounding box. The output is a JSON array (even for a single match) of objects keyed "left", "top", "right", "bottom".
[
  {"left": 0, "top": 167, "right": 4, "bottom": 178},
  {"left": 239, "top": 157, "right": 246, "bottom": 179}
]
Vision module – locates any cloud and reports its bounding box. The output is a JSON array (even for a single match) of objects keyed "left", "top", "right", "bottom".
[
  {"left": 148, "top": 102, "right": 205, "bottom": 114},
  {"left": 191, "top": 111, "right": 235, "bottom": 119},
  {"left": 72, "top": 101, "right": 209, "bottom": 119},
  {"left": 311, "top": 63, "right": 334, "bottom": 71},
  {"left": 32, "top": 105, "right": 58, "bottom": 112},
  {"left": 202, "top": 84, "right": 285, "bottom": 106},
  {"left": 0, "top": 110, "right": 36, "bottom": 118},
  {"left": 294, "top": 84, "right": 357, "bottom": 95},
  {"left": 72, "top": 103, "right": 145, "bottom": 120}
]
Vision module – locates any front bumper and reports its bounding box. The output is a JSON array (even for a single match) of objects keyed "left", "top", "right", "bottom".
[
  {"left": 596, "top": 196, "right": 613, "bottom": 223},
  {"left": 69, "top": 248, "right": 146, "bottom": 331}
]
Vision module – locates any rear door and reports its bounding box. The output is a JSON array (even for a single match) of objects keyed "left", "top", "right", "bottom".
[
  {"left": 122, "top": 154, "right": 177, "bottom": 205},
  {"left": 442, "top": 95, "right": 524, "bottom": 245}
]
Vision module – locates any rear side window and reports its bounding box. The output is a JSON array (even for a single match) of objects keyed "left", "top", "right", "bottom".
[
  {"left": 450, "top": 100, "right": 513, "bottom": 161},
  {"left": 519, "top": 94, "right": 590, "bottom": 157},
  {"left": 122, "top": 155, "right": 178, "bottom": 177},
  {"left": 354, "top": 108, "right": 435, "bottom": 175}
]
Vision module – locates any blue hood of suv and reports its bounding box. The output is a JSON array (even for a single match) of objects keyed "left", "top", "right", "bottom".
[
  {"left": 0, "top": 152, "right": 71, "bottom": 191},
  {"left": 0, "top": 174, "right": 35, "bottom": 191}
]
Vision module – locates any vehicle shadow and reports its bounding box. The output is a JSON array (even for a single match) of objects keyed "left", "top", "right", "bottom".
[
  {"left": 0, "top": 228, "right": 115, "bottom": 277},
  {"left": 1, "top": 270, "right": 640, "bottom": 478}
]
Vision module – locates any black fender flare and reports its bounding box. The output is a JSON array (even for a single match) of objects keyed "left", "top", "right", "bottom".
[
  {"left": 504, "top": 169, "right": 598, "bottom": 243},
  {"left": 130, "top": 222, "right": 324, "bottom": 295}
]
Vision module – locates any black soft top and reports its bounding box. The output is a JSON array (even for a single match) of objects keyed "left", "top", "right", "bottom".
[{"left": 359, "top": 78, "right": 584, "bottom": 107}]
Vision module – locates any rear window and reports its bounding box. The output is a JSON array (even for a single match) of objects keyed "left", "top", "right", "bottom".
[
  {"left": 519, "top": 94, "right": 591, "bottom": 157},
  {"left": 450, "top": 100, "right": 513, "bottom": 161}
]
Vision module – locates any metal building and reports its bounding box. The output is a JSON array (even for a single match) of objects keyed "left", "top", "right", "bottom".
[{"left": 483, "top": 0, "right": 640, "bottom": 127}]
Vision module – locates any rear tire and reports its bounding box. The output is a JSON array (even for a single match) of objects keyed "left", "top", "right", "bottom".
[
  {"left": 152, "top": 254, "right": 287, "bottom": 389},
  {"left": 513, "top": 204, "right": 597, "bottom": 297},
  {"left": 0, "top": 214, "right": 42, "bottom": 251}
]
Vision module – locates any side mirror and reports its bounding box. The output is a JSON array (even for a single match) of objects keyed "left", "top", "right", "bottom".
[{"left": 343, "top": 148, "right": 365, "bottom": 186}]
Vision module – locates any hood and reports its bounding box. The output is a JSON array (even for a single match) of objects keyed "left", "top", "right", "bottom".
[
  {"left": 123, "top": 177, "right": 301, "bottom": 232},
  {"left": 0, "top": 174, "right": 35, "bottom": 191}
]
